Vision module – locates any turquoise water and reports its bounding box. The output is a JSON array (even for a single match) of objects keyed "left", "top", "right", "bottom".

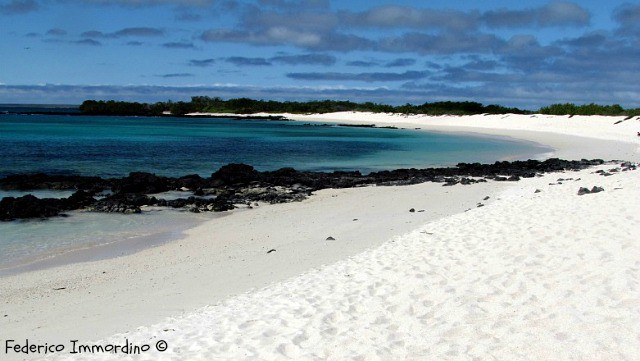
[
  {"left": 0, "top": 114, "right": 549, "bottom": 177},
  {"left": 0, "top": 208, "right": 213, "bottom": 275},
  {"left": 0, "top": 113, "right": 550, "bottom": 273}
]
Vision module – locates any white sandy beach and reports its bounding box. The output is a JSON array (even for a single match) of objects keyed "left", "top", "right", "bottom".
[{"left": 1, "top": 113, "right": 639, "bottom": 360}]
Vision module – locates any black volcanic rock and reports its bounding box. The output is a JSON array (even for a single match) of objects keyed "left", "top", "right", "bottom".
[
  {"left": 0, "top": 158, "right": 616, "bottom": 220},
  {"left": 63, "top": 190, "right": 96, "bottom": 208},
  {"left": 112, "top": 172, "right": 171, "bottom": 194},
  {"left": 176, "top": 174, "right": 205, "bottom": 190},
  {"left": 211, "top": 164, "right": 260, "bottom": 186},
  {"left": 0, "top": 195, "right": 62, "bottom": 220}
]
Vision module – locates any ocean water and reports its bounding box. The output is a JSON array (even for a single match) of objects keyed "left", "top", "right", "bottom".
[
  {"left": 0, "top": 113, "right": 551, "bottom": 273},
  {"left": 0, "top": 114, "right": 549, "bottom": 177}
]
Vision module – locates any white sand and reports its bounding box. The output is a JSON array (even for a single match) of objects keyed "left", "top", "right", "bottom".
[
  {"left": 43, "top": 163, "right": 640, "bottom": 360},
  {"left": 1, "top": 113, "right": 639, "bottom": 360},
  {"left": 0, "top": 178, "right": 506, "bottom": 358}
]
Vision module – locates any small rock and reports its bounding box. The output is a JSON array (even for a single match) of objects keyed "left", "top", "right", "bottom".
[
  {"left": 326, "top": 236, "right": 336, "bottom": 241},
  {"left": 409, "top": 208, "right": 415, "bottom": 213},
  {"left": 483, "top": 196, "right": 490, "bottom": 200},
  {"left": 578, "top": 186, "right": 604, "bottom": 195},
  {"left": 534, "top": 189, "right": 542, "bottom": 193},
  {"left": 267, "top": 249, "right": 276, "bottom": 254},
  {"left": 477, "top": 203, "right": 484, "bottom": 207}
]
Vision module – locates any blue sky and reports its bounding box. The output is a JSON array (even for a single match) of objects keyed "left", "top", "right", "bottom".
[{"left": 0, "top": 0, "right": 638, "bottom": 109}]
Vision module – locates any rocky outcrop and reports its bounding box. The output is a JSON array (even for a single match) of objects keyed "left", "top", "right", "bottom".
[
  {"left": 0, "top": 190, "right": 96, "bottom": 220},
  {"left": 0, "top": 158, "right": 611, "bottom": 220}
]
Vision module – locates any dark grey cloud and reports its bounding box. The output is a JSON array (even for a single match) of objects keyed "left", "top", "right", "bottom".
[
  {"left": 159, "top": 73, "right": 194, "bottom": 78},
  {"left": 82, "top": 27, "right": 164, "bottom": 39},
  {"left": 499, "top": 35, "right": 563, "bottom": 67},
  {"left": 258, "top": 0, "right": 328, "bottom": 10},
  {"left": 174, "top": 10, "right": 201, "bottom": 21},
  {"left": 115, "top": 27, "right": 164, "bottom": 37},
  {"left": 200, "top": 5, "right": 373, "bottom": 51},
  {"left": 482, "top": 1, "right": 590, "bottom": 28},
  {"left": 385, "top": 58, "right": 416, "bottom": 67},
  {"left": 340, "top": 6, "right": 478, "bottom": 32},
  {"left": 379, "top": 32, "right": 504, "bottom": 55},
  {"left": 287, "top": 70, "right": 429, "bottom": 82},
  {"left": 199, "top": 2, "right": 595, "bottom": 55},
  {"left": 270, "top": 53, "right": 336, "bottom": 66},
  {"left": 613, "top": 3, "right": 640, "bottom": 37},
  {"left": 163, "top": 41, "right": 195, "bottom": 49},
  {"left": 73, "top": 39, "right": 101, "bottom": 46},
  {"left": 555, "top": 32, "right": 607, "bottom": 47},
  {"left": 189, "top": 58, "right": 215, "bottom": 67},
  {"left": 201, "top": 30, "right": 407, "bottom": 54},
  {"left": 202, "top": 28, "right": 319, "bottom": 49},
  {"left": 424, "top": 61, "right": 443, "bottom": 70},
  {"left": 75, "top": 0, "right": 216, "bottom": 7},
  {"left": 461, "top": 59, "right": 499, "bottom": 71},
  {"left": 0, "top": 0, "right": 38, "bottom": 15},
  {"left": 225, "top": 56, "right": 272, "bottom": 66},
  {"left": 46, "top": 28, "right": 67, "bottom": 36},
  {"left": 346, "top": 60, "right": 378, "bottom": 67},
  {"left": 202, "top": 27, "right": 374, "bottom": 52}
]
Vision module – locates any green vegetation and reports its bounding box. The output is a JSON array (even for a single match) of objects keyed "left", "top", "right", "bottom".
[
  {"left": 79, "top": 97, "right": 640, "bottom": 118},
  {"left": 538, "top": 103, "right": 640, "bottom": 117},
  {"left": 79, "top": 100, "right": 164, "bottom": 116},
  {"left": 79, "top": 97, "right": 525, "bottom": 116}
]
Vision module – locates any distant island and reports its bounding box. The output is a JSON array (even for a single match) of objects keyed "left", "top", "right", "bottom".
[{"left": 76, "top": 97, "right": 640, "bottom": 118}]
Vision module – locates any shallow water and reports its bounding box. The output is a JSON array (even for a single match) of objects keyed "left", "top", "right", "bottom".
[{"left": 0, "top": 208, "right": 213, "bottom": 274}]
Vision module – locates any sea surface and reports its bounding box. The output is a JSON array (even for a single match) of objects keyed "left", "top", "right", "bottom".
[{"left": 0, "top": 112, "right": 551, "bottom": 273}]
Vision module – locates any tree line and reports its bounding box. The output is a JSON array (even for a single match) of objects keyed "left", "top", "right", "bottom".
[
  {"left": 79, "top": 97, "right": 639, "bottom": 117},
  {"left": 538, "top": 103, "right": 640, "bottom": 117}
]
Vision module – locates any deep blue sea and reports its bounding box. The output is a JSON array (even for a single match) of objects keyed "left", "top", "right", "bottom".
[{"left": 0, "top": 112, "right": 550, "bottom": 273}]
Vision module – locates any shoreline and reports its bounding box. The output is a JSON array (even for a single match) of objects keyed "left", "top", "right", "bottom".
[
  {"left": 0, "top": 112, "right": 638, "bottom": 360},
  {"left": 189, "top": 111, "right": 640, "bottom": 161},
  {"left": 0, "top": 157, "right": 597, "bottom": 274},
  {"left": 277, "top": 112, "right": 640, "bottom": 162}
]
